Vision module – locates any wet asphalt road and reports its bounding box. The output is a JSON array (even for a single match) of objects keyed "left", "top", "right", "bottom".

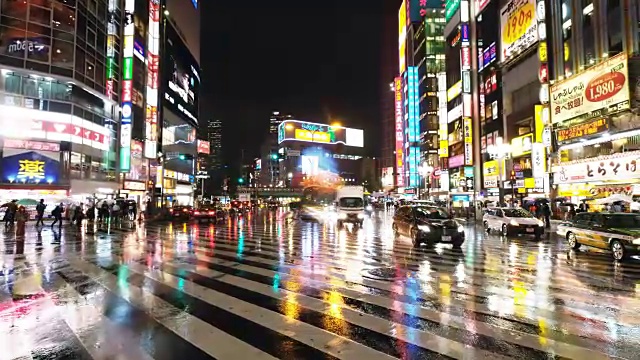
[{"left": 1, "top": 209, "right": 640, "bottom": 360}]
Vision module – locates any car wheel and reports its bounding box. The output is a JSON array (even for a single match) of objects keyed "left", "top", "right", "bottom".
[
  {"left": 392, "top": 223, "right": 399, "bottom": 237},
  {"left": 410, "top": 227, "right": 420, "bottom": 247},
  {"left": 452, "top": 238, "right": 464, "bottom": 248},
  {"left": 611, "top": 240, "right": 627, "bottom": 261},
  {"left": 567, "top": 232, "right": 580, "bottom": 249},
  {"left": 484, "top": 221, "right": 490, "bottom": 234},
  {"left": 501, "top": 224, "right": 508, "bottom": 236}
]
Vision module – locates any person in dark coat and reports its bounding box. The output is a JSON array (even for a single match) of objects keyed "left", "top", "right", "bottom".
[{"left": 542, "top": 203, "right": 551, "bottom": 229}]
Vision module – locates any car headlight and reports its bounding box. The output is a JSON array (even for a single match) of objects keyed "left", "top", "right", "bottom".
[
  {"left": 632, "top": 238, "right": 640, "bottom": 245},
  {"left": 357, "top": 213, "right": 365, "bottom": 219},
  {"left": 417, "top": 225, "right": 431, "bottom": 232},
  {"left": 338, "top": 213, "right": 347, "bottom": 219},
  {"left": 509, "top": 219, "right": 519, "bottom": 226},
  {"left": 457, "top": 225, "right": 464, "bottom": 233},
  {"left": 537, "top": 220, "right": 544, "bottom": 227}
]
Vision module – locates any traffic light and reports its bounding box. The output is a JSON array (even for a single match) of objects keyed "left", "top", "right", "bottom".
[
  {"left": 271, "top": 154, "right": 278, "bottom": 160},
  {"left": 179, "top": 154, "right": 186, "bottom": 160},
  {"left": 238, "top": 177, "right": 244, "bottom": 184},
  {"left": 510, "top": 170, "right": 516, "bottom": 181}
]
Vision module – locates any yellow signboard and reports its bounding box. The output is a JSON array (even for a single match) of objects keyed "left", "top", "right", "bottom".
[
  {"left": 295, "top": 129, "right": 330, "bottom": 143},
  {"left": 18, "top": 159, "right": 45, "bottom": 179},
  {"left": 447, "top": 80, "right": 462, "bottom": 101},
  {"left": 439, "top": 140, "right": 449, "bottom": 157},
  {"left": 511, "top": 134, "right": 533, "bottom": 157}
]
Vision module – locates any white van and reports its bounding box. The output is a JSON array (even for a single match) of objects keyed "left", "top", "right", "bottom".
[{"left": 336, "top": 185, "right": 365, "bottom": 227}]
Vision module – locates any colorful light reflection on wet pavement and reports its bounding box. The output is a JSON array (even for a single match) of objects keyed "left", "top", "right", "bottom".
[{"left": 1, "top": 209, "right": 640, "bottom": 359}]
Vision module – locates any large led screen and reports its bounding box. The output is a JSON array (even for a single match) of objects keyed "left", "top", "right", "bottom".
[
  {"left": 277, "top": 120, "right": 363, "bottom": 147},
  {"left": 163, "top": 21, "right": 200, "bottom": 125}
]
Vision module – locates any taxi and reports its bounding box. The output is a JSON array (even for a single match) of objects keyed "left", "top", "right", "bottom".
[{"left": 557, "top": 212, "right": 640, "bottom": 261}]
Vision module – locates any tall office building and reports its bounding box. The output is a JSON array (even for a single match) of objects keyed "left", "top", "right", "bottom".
[
  {"left": 269, "top": 111, "right": 292, "bottom": 135},
  {"left": 207, "top": 119, "right": 222, "bottom": 171},
  {"left": 396, "top": 0, "right": 446, "bottom": 197},
  {"left": 0, "top": 0, "right": 122, "bottom": 205},
  {"left": 380, "top": 6, "right": 398, "bottom": 190},
  {"left": 544, "top": 0, "right": 640, "bottom": 203}
]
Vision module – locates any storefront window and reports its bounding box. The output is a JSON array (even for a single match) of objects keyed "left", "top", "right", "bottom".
[
  {"left": 70, "top": 151, "right": 82, "bottom": 179},
  {"left": 1, "top": 73, "right": 22, "bottom": 94}
]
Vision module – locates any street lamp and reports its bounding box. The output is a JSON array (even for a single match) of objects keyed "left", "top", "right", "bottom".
[
  {"left": 486, "top": 137, "right": 511, "bottom": 205},
  {"left": 420, "top": 163, "right": 434, "bottom": 200}
]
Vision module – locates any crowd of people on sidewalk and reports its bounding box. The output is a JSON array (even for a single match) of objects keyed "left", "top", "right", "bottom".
[{"left": 2, "top": 198, "right": 141, "bottom": 236}]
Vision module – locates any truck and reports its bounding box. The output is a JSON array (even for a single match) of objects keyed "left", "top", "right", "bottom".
[{"left": 335, "top": 185, "right": 365, "bottom": 227}]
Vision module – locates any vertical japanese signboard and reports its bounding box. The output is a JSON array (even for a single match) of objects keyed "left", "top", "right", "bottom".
[
  {"left": 394, "top": 77, "right": 405, "bottom": 187},
  {"left": 463, "top": 117, "right": 473, "bottom": 165},
  {"left": 106, "top": 0, "right": 117, "bottom": 100},
  {"left": 120, "top": 0, "right": 135, "bottom": 172},
  {"left": 145, "top": 0, "right": 160, "bottom": 158}
]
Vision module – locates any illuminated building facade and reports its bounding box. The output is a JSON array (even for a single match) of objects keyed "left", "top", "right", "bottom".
[
  {"left": 443, "top": 0, "right": 476, "bottom": 208},
  {"left": 274, "top": 119, "right": 365, "bottom": 187},
  {"left": 0, "top": 0, "right": 121, "bottom": 204},
  {"left": 547, "top": 0, "right": 640, "bottom": 203},
  {"left": 395, "top": 0, "right": 447, "bottom": 198}
]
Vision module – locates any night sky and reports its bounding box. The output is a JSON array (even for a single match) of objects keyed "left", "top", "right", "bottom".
[{"left": 201, "top": 0, "right": 401, "bottom": 168}]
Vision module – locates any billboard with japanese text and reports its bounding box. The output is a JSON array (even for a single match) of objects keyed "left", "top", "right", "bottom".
[{"left": 550, "top": 53, "right": 630, "bottom": 124}]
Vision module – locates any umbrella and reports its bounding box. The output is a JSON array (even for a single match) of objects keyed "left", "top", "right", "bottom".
[{"left": 17, "top": 199, "right": 38, "bottom": 206}]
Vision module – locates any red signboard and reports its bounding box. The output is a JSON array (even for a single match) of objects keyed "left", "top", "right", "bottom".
[
  {"left": 122, "top": 80, "right": 132, "bottom": 102},
  {"left": 197, "top": 140, "right": 210, "bottom": 154},
  {"left": 3, "top": 139, "right": 60, "bottom": 151},
  {"left": 394, "top": 77, "right": 405, "bottom": 187}
]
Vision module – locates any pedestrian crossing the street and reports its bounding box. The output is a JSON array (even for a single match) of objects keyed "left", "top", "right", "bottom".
[{"left": 1, "top": 211, "right": 640, "bottom": 359}]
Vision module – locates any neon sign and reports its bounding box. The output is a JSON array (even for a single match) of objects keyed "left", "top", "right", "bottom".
[
  {"left": 120, "top": 0, "right": 135, "bottom": 171},
  {"left": 18, "top": 160, "right": 45, "bottom": 179},
  {"left": 394, "top": 77, "right": 405, "bottom": 187},
  {"left": 144, "top": 0, "right": 160, "bottom": 158}
]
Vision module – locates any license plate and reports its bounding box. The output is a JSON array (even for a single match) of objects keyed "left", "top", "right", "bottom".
[
  {"left": 442, "top": 236, "right": 451, "bottom": 241},
  {"left": 526, "top": 228, "right": 535, "bottom": 233}
]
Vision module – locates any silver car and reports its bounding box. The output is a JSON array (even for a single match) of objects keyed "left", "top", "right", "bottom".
[{"left": 483, "top": 207, "right": 545, "bottom": 238}]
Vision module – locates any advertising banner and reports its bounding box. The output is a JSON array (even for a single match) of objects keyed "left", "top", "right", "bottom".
[
  {"left": 395, "top": 77, "right": 405, "bottom": 187},
  {"left": 197, "top": 139, "right": 210, "bottom": 154},
  {"left": 145, "top": 0, "right": 161, "bottom": 159},
  {"left": 556, "top": 118, "right": 608, "bottom": 144},
  {"left": 550, "top": 52, "right": 630, "bottom": 124},
  {"left": 278, "top": 120, "right": 364, "bottom": 147},
  {"left": 500, "top": 0, "right": 537, "bottom": 63},
  {"left": 120, "top": 0, "right": 135, "bottom": 170},
  {"left": 449, "top": 154, "right": 464, "bottom": 168},
  {"left": 510, "top": 134, "right": 533, "bottom": 157},
  {"left": 1, "top": 149, "right": 60, "bottom": 184},
  {"left": 463, "top": 117, "right": 473, "bottom": 165},
  {"left": 163, "top": 21, "right": 200, "bottom": 126},
  {"left": 531, "top": 142, "right": 546, "bottom": 178},
  {"left": 553, "top": 152, "right": 640, "bottom": 184}
]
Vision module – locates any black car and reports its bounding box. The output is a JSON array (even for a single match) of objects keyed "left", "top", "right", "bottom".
[
  {"left": 192, "top": 206, "right": 222, "bottom": 222},
  {"left": 392, "top": 205, "right": 464, "bottom": 247},
  {"left": 169, "top": 205, "right": 192, "bottom": 221}
]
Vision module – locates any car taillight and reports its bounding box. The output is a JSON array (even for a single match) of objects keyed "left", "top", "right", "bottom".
[
  {"left": 208, "top": 211, "right": 215, "bottom": 215},
  {"left": 194, "top": 211, "right": 200, "bottom": 215},
  {"left": 169, "top": 209, "right": 173, "bottom": 213},
  {"left": 183, "top": 209, "right": 188, "bottom": 212}
]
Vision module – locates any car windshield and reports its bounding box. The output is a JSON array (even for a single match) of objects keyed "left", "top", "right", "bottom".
[
  {"left": 502, "top": 209, "right": 532, "bottom": 218},
  {"left": 604, "top": 214, "right": 640, "bottom": 228},
  {"left": 415, "top": 206, "right": 449, "bottom": 220},
  {"left": 339, "top": 197, "right": 363, "bottom": 208}
]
